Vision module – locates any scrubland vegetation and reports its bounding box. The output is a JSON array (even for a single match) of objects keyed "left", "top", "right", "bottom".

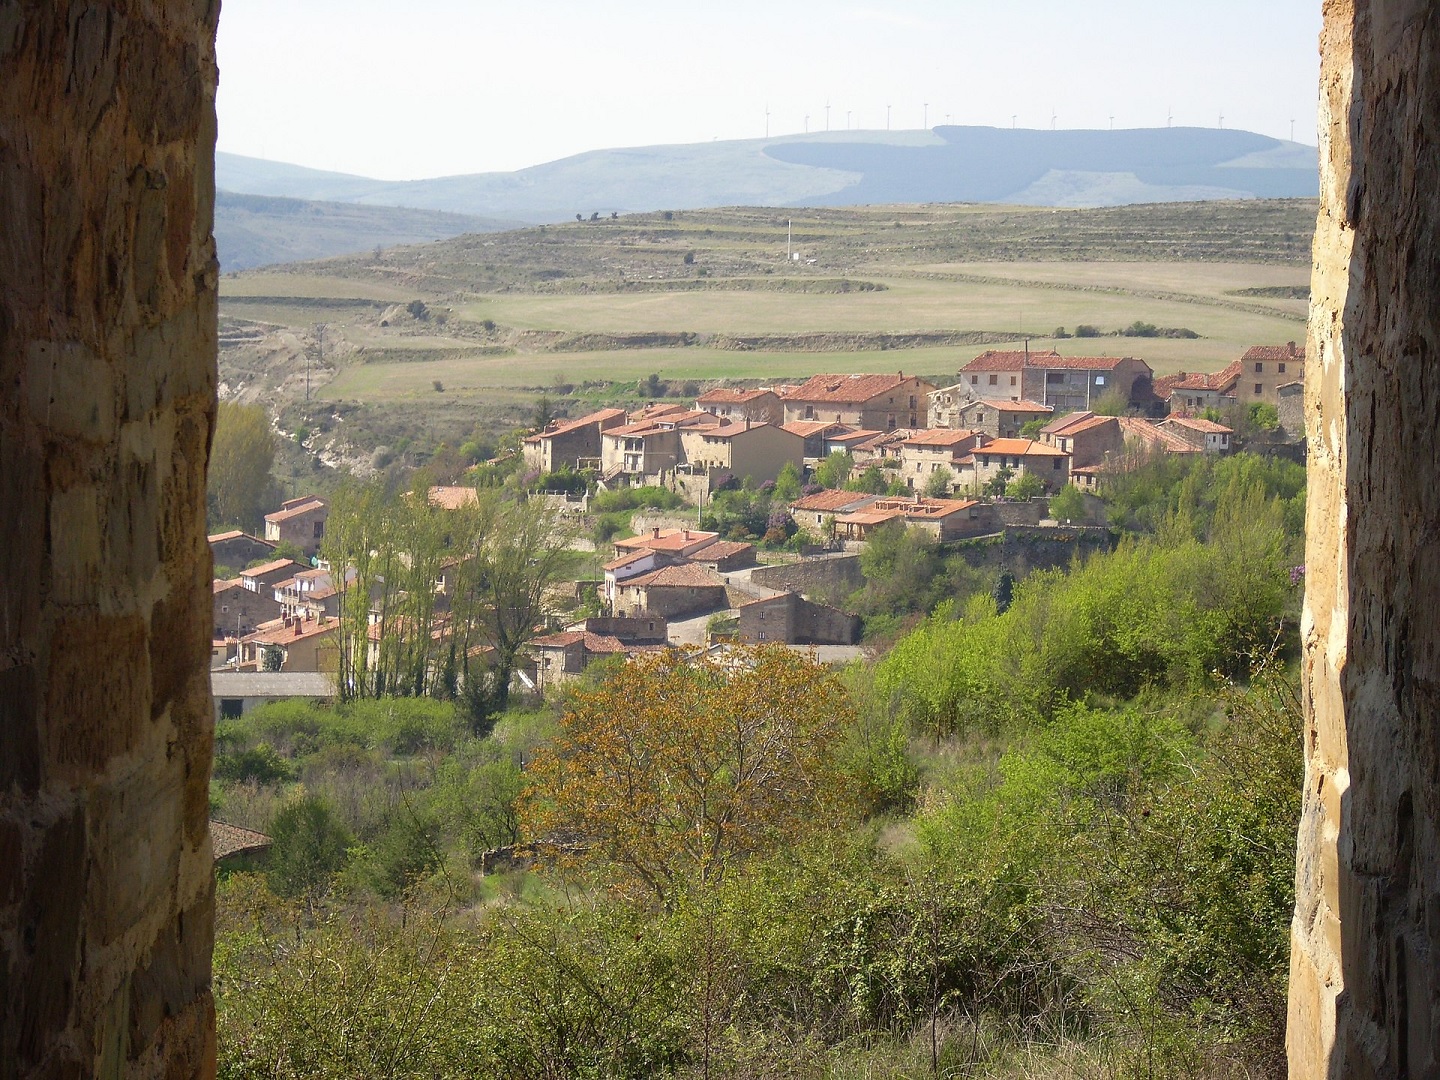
[{"left": 212, "top": 452, "right": 1305, "bottom": 1078}]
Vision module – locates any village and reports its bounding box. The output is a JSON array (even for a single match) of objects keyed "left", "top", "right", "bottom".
[{"left": 208, "top": 341, "right": 1304, "bottom": 720}]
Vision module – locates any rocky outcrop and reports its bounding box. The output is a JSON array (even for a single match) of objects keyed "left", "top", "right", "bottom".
[
  {"left": 1288, "top": 1, "right": 1440, "bottom": 1075},
  {"left": 0, "top": 2, "right": 219, "bottom": 1077}
]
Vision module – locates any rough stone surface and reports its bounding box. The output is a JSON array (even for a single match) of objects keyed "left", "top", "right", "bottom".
[
  {"left": 0, "top": 3, "right": 219, "bottom": 1077},
  {"left": 1288, "top": 0, "right": 1440, "bottom": 1076}
]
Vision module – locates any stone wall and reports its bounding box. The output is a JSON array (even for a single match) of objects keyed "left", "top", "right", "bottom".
[
  {"left": 0, "top": 3, "right": 219, "bottom": 1077},
  {"left": 748, "top": 553, "right": 865, "bottom": 595},
  {"left": 1287, "top": 1, "right": 1440, "bottom": 1075}
]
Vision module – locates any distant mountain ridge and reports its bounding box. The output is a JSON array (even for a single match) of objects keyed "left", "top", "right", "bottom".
[{"left": 214, "top": 126, "right": 1317, "bottom": 269}]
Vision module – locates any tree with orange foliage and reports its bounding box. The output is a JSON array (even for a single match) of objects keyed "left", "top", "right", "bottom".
[{"left": 520, "top": 645, "right": 853, "bottom": 907}]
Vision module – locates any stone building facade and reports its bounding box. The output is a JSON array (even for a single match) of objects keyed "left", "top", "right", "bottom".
[{"left": 1, "top": 3, "right": 220, "bottom": 1076}]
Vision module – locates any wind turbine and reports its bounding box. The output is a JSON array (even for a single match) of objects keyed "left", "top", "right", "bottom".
[
  {"left": 886, "top": 104, "right": 891, "bottom": 130},
  {"left": 765, "top": 104, "right": 770, "bottom": 139},
  {"left": 1051, "top": 109, "right": 1057, "bottom": 130},
  {"left": 804, "top": 113, "right": 809, "bottom": 133},
  {"left": 923, "top": 101, "right": 929, "bottom": 128},
  {"left": 1167, "top": 106, "right": 1173, "bottom": 128},
  {"left": 825, "top": 101, "right": 831, "bottom": 131}
]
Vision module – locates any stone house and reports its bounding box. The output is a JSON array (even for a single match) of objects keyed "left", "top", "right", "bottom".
[
  {"left": 823, "top": 427, "right": 884, "bottom": 459},
  {"left": 521, "top": 407, "right": 628, "bottom": 474},
  {"left": 678, "top": 420, "right": 805, "bottom": 486},
  {"left": 1040, "top": 411, "right": 1125, "bottom": 469},
  {"left": 951, "top": 398, "right": 1053, "bottom": 439},
  {"left": 614, "top": 527, "right": 720, "bottom": 559},
  {"left": 781, "top": 419, "right": 854, "bottom": 462},
  {"left": 1239, "top": 342, "right": 1304, "bottom": 404},
  {"left": 690, "top": 540, "right": 757, "bottom": 572},
  {"left": 955, "top": 438, "right": 1071, "bottom": 493},
  {"left": 602, "top": 549, "right": 660, "bottom": 608},
  {"left": 956, "top": 350, "right": 1050, "bottom": 399},
  {"left": 528, "top": 630, "right": 639, "bottom": 694},
  {"left": 899, "top": 429, "right": 985, "bottom": 490},
  {"left": 208, "top": 530, "right": 276, "bottom": 571},
  {"left": 1153, "top": 361, "right": 1241, "bottom": 414},
  {"left": 238, "top": 613, "right": 339, "bottom": 673},
  {"left": 211, "top": 671, "right": 337, "bottom": 723},
  {"left": 737, "top": 591, "right": 860, "bottom": 646},
  {"left": 239, "top": 557, "right": 309, "bottom": 594},
  {"left": 1024, "top": 355, "right": 1154, "bottom": 412},
  {"left": 834, "top": 496, "right": 983, "bottom": 542},
  {"left": 788, "top": 490, "right": 883, "bottom": 534},
  {"left": 264, "top": 495, "right": 329, "bottom": 557},
  {"left": 209, "top": 820, "right": 273, "bottom": 871},
  {"left": 695, "top": 387, "right": 783, "bottom": 423},
  {"left": 782, "top": 372, "right": 935, "bottom": 429},
  {"left": 611, "top": 563, "right": 730, "bottom": 619},
  {"left": 1158, "top": 416, "right": 1233, "bottom": 453},
  {"left": 212, "top": 578, "right": 282, "bottom": 641}
]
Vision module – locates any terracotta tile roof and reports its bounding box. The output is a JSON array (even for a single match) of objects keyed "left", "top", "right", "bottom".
[
  {"left": 614, "top": 529, "right": 718, "bottom": 554},
  {"left": 1156, "top": 360, "right": 1242, "bottom": 397},
  {"left": 427, "top": 486, "right": 479, "bottom": 509},
  {"left": 790, "top": 490, "right": 879, "bottom": 512},
  {"left": 961, "top": 350, "right": 1057, "bottom": 372},
  {"left": 738, "top": 591, "right": 792, "bottom": 609},
  {"left": 210, "top": 821, "right": 272, "bottom": 861},
  {"left": 208, "top": 530, "right": 245, "bottom": 543},
  {"left": 1041, "top": 410, "right": 1098, "bottom": 435},
  {"left": 689, "top": 421, "right": 776, "bottom": 440},
  {"left": 1052, "top": 414, "right": 1116, "bottom": 438},
  {"left": 783, "top": 372, "right": 918, "bottom": 405},
  {"left": 692, "top": 540, "right": 755, "bottom": 561},
  {"left": 629, "top": 402, "right": 690, "bottom": 421},
  {"left": 523, "top": 407, "right": 627, "bottom": 443},
  {"left": 1030, "top": 355, "right": 1135, "bottom": 371},
  {"left": 696, "top": 387, "right": 774, "bottom": 404},
  {"left": 825, "top": 428, "right": 882, "bottom": 445},
  {"left": 620, "top": 564, "right": 727, "bottom": 589},
  {"left": 241, "top": 559, "right": 307, "bottom": 579},
  {"left": 604, "top": 420, "right": 670, "bottom": 438},
  {"left": 837, "top": 508, "right": 906, "bottom": 527},
  {"left": 872, "top": 497, "right": 979, "bottom": 519},
  {"left": 854, "top": 428, "right": 922, "bottom": 452},
  {"left": 1164, "top": 416, "right": 1234, "bottom": 434},
  {"left": 975, "top": 438, "right": 1068, "bottom": 457},
  {"left": 603, "top": 550, "right": 654, "bottom": 571},
  {"left": 265, "top": 499, "right": 326, "bottom": 524},
  {"left": 968, "top": 398, "right": 1052, "bottom": 413},
  {"left": 1116, "top": 417, "right": 1199, "bottom": 453},
  {"left": 781, "top": 420, "right": 847, "bottom": 438},
  {"left": 213, "top": 578, "right": 243, "bottom": 594},
  {"left": 1242, "top": 343, "right": 1305, "bottom": 362},
  {"left": 243, "top": 614, "right": 338, "bottom": 646},
  {"left": 903, "top": 429, "right": 979, "bottom": 448}
]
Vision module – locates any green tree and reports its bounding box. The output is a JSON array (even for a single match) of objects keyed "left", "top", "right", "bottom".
[
  {"left": 847, "top": 463, "right": 889, "bottom": 494},
  {"left": 1048, "top": 483, "right": 1088, "bottom": 522},
  {"left": 267, "top": 797, "right": 353, "bottom": 901},
  {"left": 772, "top": 460, "right": 802, "bottom": 503},
  {"left": 922, "top": 468, "right": 951, "bottom": 498},
  {"left": 813, "top": 450, "right": 854, "bottom": 489},
  {"left": 983, "top": 465, "right": 1013, "bottom": 497},
  {"left": 1006, "top": 471, "right": 1044, "bottom": 499},
  {"left": 208, "top": 401, "right": 275, "bottom": 531}
]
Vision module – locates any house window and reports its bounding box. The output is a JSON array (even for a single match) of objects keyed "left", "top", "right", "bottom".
[
  {"left": 805, "top": 405, "right": 814, "bottom": 419},
  {"left": 220, "top": 698, "right": 244, "bottom": 720},
  {"left": 1255, "top": 383, "right": 1263, "bottom": 395},
  {"left": 1278, "top": 363, "right": 1287, "bottom": 373},
  {"left": 909, "top": 395, "right": 916, "bottom": 407},
  {"left": 976, "top": 412, "right": 984, "bottom": 422},
  {"left": 758, "top": 631, "right": 767, "bottom": 641},
  {"left": 1046, "top": 372, "right": 1064, "bottom": 384},
  {"left": 221, "top": 605, "right": 228, "bottom": 613},
  {"left": 1053, "top": 458, "right": 1062, "bottom": 469},
  {"left": 970, "top": 375, "right": 979, "bottom": 385},
  {"left": 1010, "top": 376, "right": 1017, "bottom": 386},
  {"left": 1255, "top": 362, "right": 1264, "bottom": 373},
  {"left": 989, "top": 374, "right": 998, "bottom": 385},
  {"left": 1094, "top": 376, "right": 1105, "bottom": 386},
  {"left": 314, "top": 521, "right": 324, "bottom": 538}
]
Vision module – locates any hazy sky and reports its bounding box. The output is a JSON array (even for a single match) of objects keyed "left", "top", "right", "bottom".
[{"left": 216, "top": 0, "right": 1323, "bottom": 181}]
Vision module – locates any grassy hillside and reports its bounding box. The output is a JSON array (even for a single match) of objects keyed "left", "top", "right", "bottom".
[{"left": 215, "top": 192, "right": 518, "bottom": 272}]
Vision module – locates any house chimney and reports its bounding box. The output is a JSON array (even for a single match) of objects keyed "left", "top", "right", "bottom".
[
  {"left": 684, "top": 530, "right": 692, "bottom": 540},
  {"left": 652, "top": 527, "right": 661, "bottom": 539}
]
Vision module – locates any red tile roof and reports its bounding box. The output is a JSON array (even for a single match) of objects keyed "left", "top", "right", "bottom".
[
  {"left": 975, "top": 438, "right": 1068, "bottom": 457},
  {"left": 213, "top": 578, "right": 243, "bottom": 594},
  {"left": 692, "top": 540, "right": 755, "bottom": 561},
  {"left": 1164, "top": 416, "right": 1234, "bottom": 434},
  {"left": 265, "top": 499, "right": 326, "bottom": 524},
  {"left": 872, "top": 496, "right": 980, "bottom": 519},
  {"left": 781, "top": 420, "right": 848, "bottom": 438},
  {"left": 961, "top": 350, "right": 1057, "bottom": 372},
  {"left": 902, "top": 429, "right": 979, "bottom": 448},
  {"left": 427, "top": 486, "right": 479, "bottom": 509},
  {"left": 1116, "top": 417, "right": 1199, "bottom": 453},
  {"left": 790, "top": 490, "right": 879, "bottom": 512},
  {"left": 1242, "top": 343, "right": 1305, "bottom": 362},
  {"left": 241, "top": 558, "right": 307, "bottom": 579},
  {"left": 243, "top": 615, "right": 337, "bottom": 646},
  {"left": 210, "top": 821, "right": 272, "bottom": 861},
  {"left": 783, "top": 372, "right": 918, "bottom": 405},
  {"left": 614, "top": 528, "right": 718, "bottom": 554},
  {"left": 825, "top": 428, "right": 882, "bottom": 445},
  {"left": 1041, "top": 410, "right": 1098, "bottom": 435},
  {"left": 1155, "top": 360, "right": 1243, "bottom": 397},
  {"left": 619, "top": 564, "right": 726, "bottom": 589},
  {"left": 603, "top": 550, "right": 654, "bottom": 572},
  {"left": 208, "top": 530, "right": 244, "bottom": 543},
  {"left": 696, "top": 387, "right": 775, "bottom": 404},
  {"left": 523, "top": 407, "right": 627, "bottom": 443},
  {"left": 1030, "top": 355, "right": 1135, "bottom": 371},
  {"left": 967, "top": 398, "right": 1052, "bottom": 413}
]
